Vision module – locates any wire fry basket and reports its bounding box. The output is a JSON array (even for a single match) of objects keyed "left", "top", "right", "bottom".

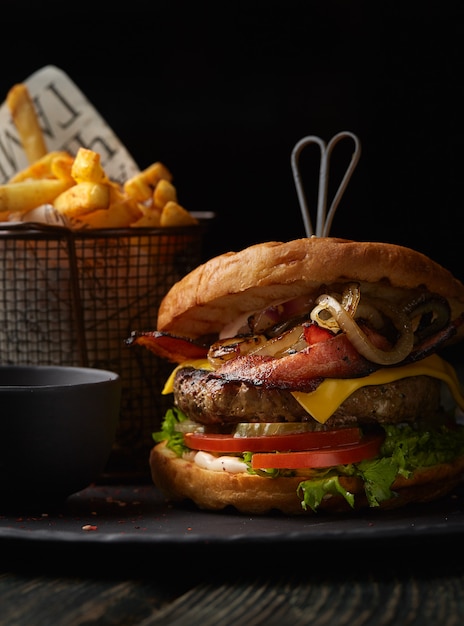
[{"left": 0, "top": 215, "right": 213, "bottom": 479}]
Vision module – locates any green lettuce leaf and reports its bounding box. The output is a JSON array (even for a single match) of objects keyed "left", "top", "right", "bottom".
[
  {"left": 152, "top": 407, "right": 189, "bottom": 457},
  {"left": 298, "top": 476, "right": 355, "bottom": 512},
  {"left": 153, "top": 409, "right": 464, "bottom": 512},
  {"left": 298, "top": 423, "right": 464, "bottom": 511}
]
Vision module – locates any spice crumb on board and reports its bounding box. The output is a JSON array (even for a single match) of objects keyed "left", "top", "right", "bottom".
[{"left": 81, "top": 524, "right": 98, "bottom": 531}]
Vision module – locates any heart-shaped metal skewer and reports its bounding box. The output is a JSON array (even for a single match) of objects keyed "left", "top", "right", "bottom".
[{"left": 291, "top": 131, "right": 361, "bottom": 237}]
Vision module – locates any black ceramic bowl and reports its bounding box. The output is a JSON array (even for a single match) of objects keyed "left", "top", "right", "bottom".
[{"left": 0, "top": 365, "right": 121, "bottom": 511}]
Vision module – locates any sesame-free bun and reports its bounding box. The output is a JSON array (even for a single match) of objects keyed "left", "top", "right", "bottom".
[
  {"left": 150, "top": 441, "right": 464, "bottom": 515},
  {"left": 157, "top": 237, "right": 464, "bottom": 340}
]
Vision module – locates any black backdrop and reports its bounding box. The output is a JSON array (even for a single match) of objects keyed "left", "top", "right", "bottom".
[{"left": 2, "top": 1, "right": 464, "bottom": 281}]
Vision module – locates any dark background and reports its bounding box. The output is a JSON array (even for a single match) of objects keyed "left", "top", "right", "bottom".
[{"left": 2, "top": 1, "right": 464, "bottom": 279}]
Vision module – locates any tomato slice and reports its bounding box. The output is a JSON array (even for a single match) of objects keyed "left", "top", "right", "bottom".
[
  {"left": 303, "top": 323, "right": 333, "bottom": 344},
  {"left": 183, "top": 427, "right": 362, "bottom": 453},
  {"left": 251, "top": 433, "right": 384, "bottom": 469}
]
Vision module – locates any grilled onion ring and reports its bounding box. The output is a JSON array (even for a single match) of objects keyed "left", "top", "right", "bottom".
[{"left": 313, "top": 294, "right": 414, "bottom": 365}]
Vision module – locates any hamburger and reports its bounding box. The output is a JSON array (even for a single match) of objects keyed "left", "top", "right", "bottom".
[{"left": 128, "top": 237, "right": 464, "bottom": 514}]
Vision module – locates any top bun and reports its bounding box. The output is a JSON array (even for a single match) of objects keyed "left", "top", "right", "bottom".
[{"left": 157, "top": 237, "right": 464, "bottom": 339}]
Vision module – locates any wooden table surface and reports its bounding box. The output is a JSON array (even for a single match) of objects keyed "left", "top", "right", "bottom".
[{"left": 1, "top": 484, "right": 463, "bottom": 626}]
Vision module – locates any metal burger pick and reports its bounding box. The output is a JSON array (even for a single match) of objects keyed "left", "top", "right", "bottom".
[{"left": 291, "top": 131, "right": 361, "bottom": 238}]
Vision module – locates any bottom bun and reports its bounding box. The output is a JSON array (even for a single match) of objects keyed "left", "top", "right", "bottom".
[{"left": 149, "top": 441, "right": 464, "bottom": 515}]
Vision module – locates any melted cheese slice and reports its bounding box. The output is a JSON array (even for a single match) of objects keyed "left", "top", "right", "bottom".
[
  {"left": 292, "top": 354, "right": 464, "bottom": 423},
  {"left": 162, "top": 359, "right": 213, "bottom": 395},
  {"left": 162, "top": 354, "right": 464, "bottom": 424}
]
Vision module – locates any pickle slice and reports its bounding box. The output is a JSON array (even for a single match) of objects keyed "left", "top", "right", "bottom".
[{"left": 233, "top": 422, "right": 318, "bottom": 437}]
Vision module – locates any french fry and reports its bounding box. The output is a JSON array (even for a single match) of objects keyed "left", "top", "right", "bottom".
[
  {"left": 71, "top": 147, "right": 107, "bottom": 184},
  {"left": 122, "top": 176, "right": 152, "bottom": 203},
  {"left": 130, "top": 206, "right": 162, "bottom": 228},
  {"left": 8, "top": 151, "right": 73, "bottom": 183},
  {"left": 141, "top": 161, "right": 173, "bottom": 184},
  {"left": 73, "top": 183, "right": 143, "bottom": 228},
  {"left": 109, "top": 186, "right": 143, "bottom": 222},
  {"left": 153, "top": 178, "right": 177, "bottom": 209},
  {"left": 3, "top": 80, "right": 200, "bottom": 229},
  {"left": 124, "top": 161, "right": 172, "bottom": 202},
  {"left": 0, "top": 178, "right": 73, "bottom": 214},
  {"left": 6, "top": 84, "right": 48, "bottom": 164},
  {"left": 53, "top": 181, "right": 111, "bottom": 217},
  {"left": 77, "top": 200, "right": 143, "bottom": 228},
  {"left": 160, "top": 201, "right": 199, "bottom": 227},
  {"left": 50, "top": 154, "right": 75, "bottom": 182}
]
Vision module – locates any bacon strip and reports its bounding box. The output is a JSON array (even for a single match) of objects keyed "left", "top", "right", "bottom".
[
  {"left": 214, "top": 333, "right": 378, "bottom": 391},
  {"left": 126, "top": 331, "right": 208, "bottom": 363},
  {"left": 212, "top": 318, "right": 463, "bottom": 392},
  {"left": 128, "top": 314, "right": 464, "bottom": 388}
]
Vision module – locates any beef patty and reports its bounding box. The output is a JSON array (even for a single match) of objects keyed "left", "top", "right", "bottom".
[{"left": 173, "top": 367, "right": 443, "bottom": 429}]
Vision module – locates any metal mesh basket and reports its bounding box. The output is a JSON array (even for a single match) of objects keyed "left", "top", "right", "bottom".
[{"left": 0, "top": 216, "right": 212, "bottom": 479}]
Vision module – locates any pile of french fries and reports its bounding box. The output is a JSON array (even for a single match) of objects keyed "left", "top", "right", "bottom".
[{"left": 0, "top": 83, "right": 199, "bottom": 229}]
